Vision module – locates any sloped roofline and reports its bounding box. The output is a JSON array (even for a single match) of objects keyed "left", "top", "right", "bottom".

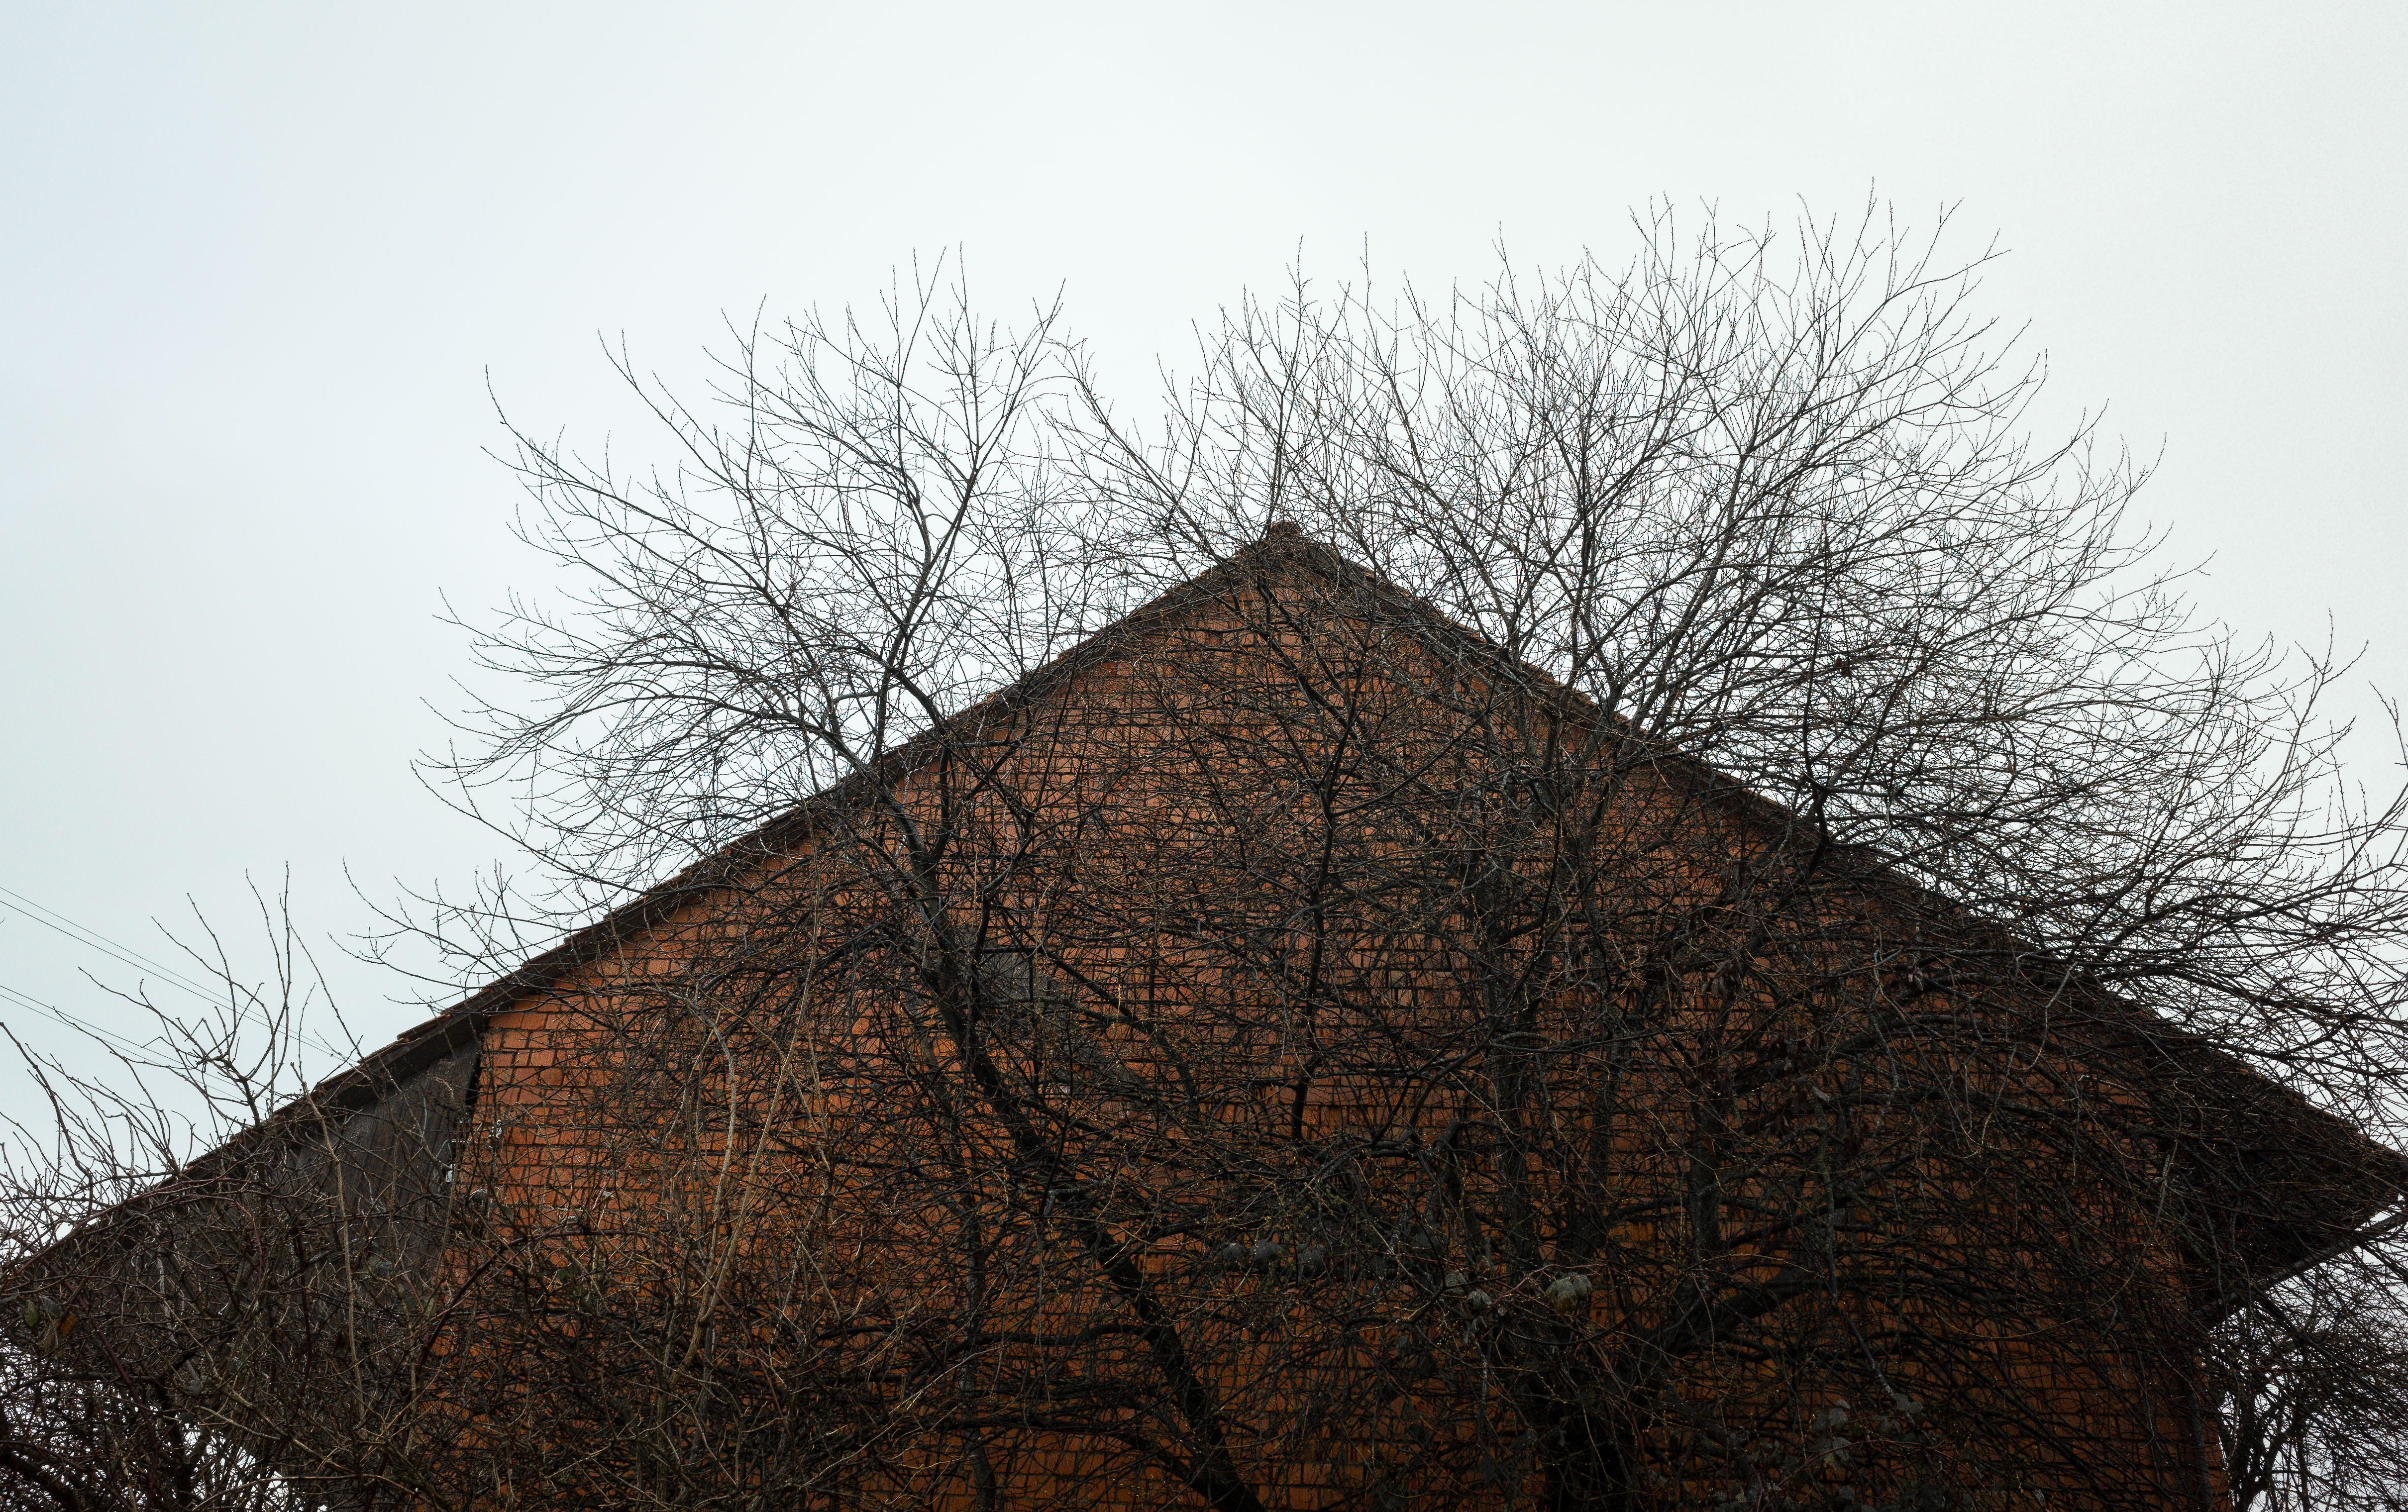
[
  {"left": 60, "top": 524, "right": 2408, "bottom": 1296},
  {"left": 75, "top": 526, "right": 1343, "bottom": 1183}
]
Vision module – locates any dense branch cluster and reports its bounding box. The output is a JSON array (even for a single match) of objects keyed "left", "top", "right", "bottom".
[{"left": 4, "top": 206, "right": 2403, "bottom": 1512}]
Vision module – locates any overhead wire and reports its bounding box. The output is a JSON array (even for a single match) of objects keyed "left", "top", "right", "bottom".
[
  {"left": 0, "top": 975, "right": 167, "bottom": 1060},
  {"left": 0, "top": 883, "right": 226, "bottom": 1005}
]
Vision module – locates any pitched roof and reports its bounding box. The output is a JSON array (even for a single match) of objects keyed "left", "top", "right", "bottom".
[{"left": 55, "top": 525, "right": 2408, "bottom": 1299}]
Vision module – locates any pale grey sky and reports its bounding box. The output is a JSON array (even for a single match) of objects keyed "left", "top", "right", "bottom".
[{"left": 2, "top": 3, "right": 2402, "bottom": 1099}]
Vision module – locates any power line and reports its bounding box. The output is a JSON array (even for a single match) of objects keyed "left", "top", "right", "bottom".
[
  {"left": 0, "top": 975, "right": 163, "bottom": 1060},
  {"left": 0, "top": 884, "right": 224, "bottom": 1005},
  {"left": 0, "top": 883, "right": 219, "bottom": 993}
]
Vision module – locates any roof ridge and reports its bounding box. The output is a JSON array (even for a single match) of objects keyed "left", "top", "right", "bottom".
[{"left": 77, "top": 524, "right": 2403, "bottom": 1295}]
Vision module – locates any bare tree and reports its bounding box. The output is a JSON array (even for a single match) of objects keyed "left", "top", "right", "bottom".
[
  {"left": 12, "top": 208, "right": 2407, "bottom": 1511},
  {"left": 0, "top": 899, "right": 395, "bottom": 1512},
  {"left": 1, "top": 898, "right": 898, "bottom": 1512},
  {"left": 424, "top": 212, "right": 2408, "bottom": 1508},
  {"left": 1063, "top": 204, "right": 2408, "bottom": 1506},
  {"left": 2211, "top": 1245, "right": 2408, "bottom": 1512}
]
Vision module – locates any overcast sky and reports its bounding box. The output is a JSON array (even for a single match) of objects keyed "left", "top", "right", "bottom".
[{"left": 2, "top": 3, "right": 2402, "bottom": 1108}]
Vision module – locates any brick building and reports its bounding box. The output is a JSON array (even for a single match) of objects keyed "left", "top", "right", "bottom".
[{"left": 38, "top": 527, "right": 2408, "bottom": 1511}]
